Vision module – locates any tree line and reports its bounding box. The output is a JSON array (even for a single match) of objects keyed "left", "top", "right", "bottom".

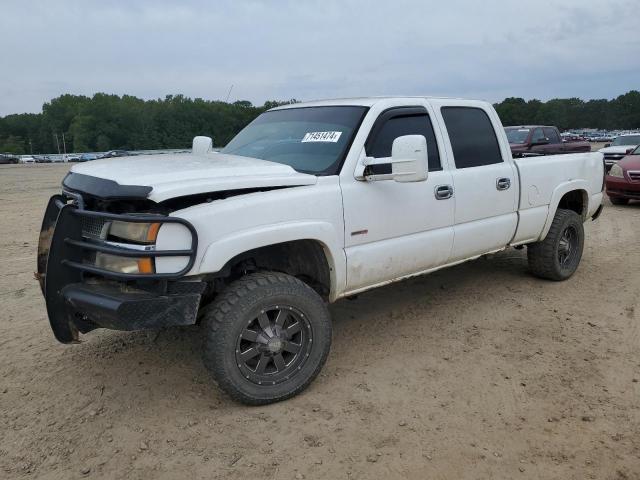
[
  {"left": 494, "top": 90, "right": 640, "bottom": 131},
  {"left": 0, "top": 94, "right": 296, "bottom": 155},
  {"left": 1, "top": 91, "right": 639, "bottom": 155},
  {"left": 494, "top": 90, "right": 640, "bottom": 130}
]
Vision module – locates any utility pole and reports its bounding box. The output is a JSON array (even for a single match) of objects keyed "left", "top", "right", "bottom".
[{"left": 54, "top": 132, "right": 60, "bottom": 154}]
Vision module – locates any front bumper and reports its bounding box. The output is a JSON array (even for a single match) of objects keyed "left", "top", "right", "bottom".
[
  {"left": 62, "top": 281, "right": 203, "bottom": 332},
  {"left": 38, "top": 194, "right": 203, "bottom": 343},
  {"left": 605, "top": 176, "right": 640, "bottom": 200}
]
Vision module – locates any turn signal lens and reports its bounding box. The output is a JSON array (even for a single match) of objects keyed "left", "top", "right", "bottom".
[
  {"left": 146, "top": 222, "right": 161, "bottom": 242},
  {"left": 136, "top": 257, "right": 154, "bottom": 274}
]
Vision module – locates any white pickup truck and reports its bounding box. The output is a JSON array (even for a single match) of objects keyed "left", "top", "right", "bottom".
[{"left": 38, "top": 97, "right": 604, "bottom": 404}]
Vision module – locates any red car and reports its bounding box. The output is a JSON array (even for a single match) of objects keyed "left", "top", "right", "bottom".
[
  {"left": 605, "top": 145, "right": 640, "bottom": 205},
  {"left": 505, "top": 125, "right": 591, "bottom": 157}
]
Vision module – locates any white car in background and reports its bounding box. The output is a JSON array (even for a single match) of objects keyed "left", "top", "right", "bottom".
[{"left": 599, "top": 133, "right": 640, "bottom": 171}]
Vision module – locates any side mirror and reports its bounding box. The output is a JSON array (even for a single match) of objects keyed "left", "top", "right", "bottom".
[
  {"left": 193, "top": 136, "right": 213, "bottom": 155},
  {"left": 390, "top": 135, "right": 428, "bottom": 182}
]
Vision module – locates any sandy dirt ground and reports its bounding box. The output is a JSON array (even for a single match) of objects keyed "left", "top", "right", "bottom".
[{"left": 1, "top": 163, "right": 638, "bottom": 480}]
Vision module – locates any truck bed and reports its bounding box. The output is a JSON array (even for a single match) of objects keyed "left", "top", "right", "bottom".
[{"left": 511, "top": 151, "right": 604, "bottom": 244}]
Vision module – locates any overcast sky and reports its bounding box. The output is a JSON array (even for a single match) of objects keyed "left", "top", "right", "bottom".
[{"left": 1, "top": 0, "right": 638, "bottom": 116}]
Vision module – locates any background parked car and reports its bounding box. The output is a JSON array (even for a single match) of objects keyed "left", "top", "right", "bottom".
[
  {"left": 506, "top": 125, "right": 591, "bottom": 157},
  {"left": 593, "top": 132, "right": 614, "bottom": 142},
  {"left": 78, "top": 153, "right": 98, "bottom": 162},
  {"left": 561, "top": 133, "right": 587, "bottom": 142},
  {"left": 599, "top": 133, "right": 640, "bottom": 172},
  {"left": 586, "top": 132, "right": 607, "bottom": 142},
  {"left": 605, "top": 145, "right": 640, "bottom": 205},
  {"left": 98, "top": 150, "right": 130, "bottom": 159},
  {"left": 0, "top": 154, "right": 20, "bottom": 164}
]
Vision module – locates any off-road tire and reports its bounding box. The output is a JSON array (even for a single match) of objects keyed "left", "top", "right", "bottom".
[
  {"left": 527, "top": 209, "right": 584, "bottom": 281},
  {"left": 202, "top": 271, "right": 332, "bottom": 405},
  {"left": 609, "top": 197, "right": 629, "bottom": 206}
]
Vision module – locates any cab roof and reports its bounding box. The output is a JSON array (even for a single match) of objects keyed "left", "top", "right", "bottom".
[
  {"left": 271, "top": 96, "right": 467, "bottom": 110},
  {"left": 504, "top": 125, "right": 556, "bottom": 129}
]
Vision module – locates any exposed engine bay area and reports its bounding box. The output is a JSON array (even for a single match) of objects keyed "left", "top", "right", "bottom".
[{"left": 63, "top": 171, "right": 295, "bottom": 214}]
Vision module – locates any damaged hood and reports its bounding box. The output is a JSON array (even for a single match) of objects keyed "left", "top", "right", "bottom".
[{"left": 68, "top": 152, "right": 318, "bottom": 202}]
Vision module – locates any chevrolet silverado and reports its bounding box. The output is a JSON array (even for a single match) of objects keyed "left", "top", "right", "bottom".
[{"left": 37, "top": 97, "right": 605, "bottom": 404}]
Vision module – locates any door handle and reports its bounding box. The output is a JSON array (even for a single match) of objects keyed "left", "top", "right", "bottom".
[
  {"left": 496, "top": 177, "right": 511, "bottom": 191},
  {"left": 435, "top": 184, "right": 454, "bottom": 200}
]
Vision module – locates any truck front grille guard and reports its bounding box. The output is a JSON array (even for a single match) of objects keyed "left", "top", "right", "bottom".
[
  {"left": 54, "top": 194, "right": 198, "bottom": 281},
  {"left": 38, "top": 193, "right": 199, "bottom": 344}
]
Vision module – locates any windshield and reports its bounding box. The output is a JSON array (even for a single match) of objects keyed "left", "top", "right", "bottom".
[
  {"left": 505, "top": 128, "right": 530, "bottom": 144},
  {"left": 222, "top": 106, "right": 368, "bottom": 175},
  {"left": 612, "top": 135, "right": 640, "bottom": 146}
]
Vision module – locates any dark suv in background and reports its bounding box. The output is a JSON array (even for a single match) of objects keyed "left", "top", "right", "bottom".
[{"left": 506, "top": 125, "right": 591, "bottom": 157}]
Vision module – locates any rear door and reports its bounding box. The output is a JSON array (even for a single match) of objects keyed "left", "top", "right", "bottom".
[{"left": 435, "top": 103, "right": 518, "bottom": 260}]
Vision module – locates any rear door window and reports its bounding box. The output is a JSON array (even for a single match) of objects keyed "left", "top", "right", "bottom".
[{"left": 441, "top": 107, "right": 503, "bottom": 168}]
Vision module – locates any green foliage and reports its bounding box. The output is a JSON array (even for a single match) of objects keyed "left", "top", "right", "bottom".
[
  {"left": 0, "top": 135, "right": 26, "bottom": 154},
  {"left": 1, "top": 91, "right": 638, "bottom": 154},
  {"left": 0, "top": 94, "right": 297, "bottom": 154},
  {"left": 494, "top": 90, "right": 640, "bottom": 130}
]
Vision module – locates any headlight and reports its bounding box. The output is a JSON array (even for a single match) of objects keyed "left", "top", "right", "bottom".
[
  {"left": 94, "top": 252, "right": 154, "bottom": 274},
  {"left": 609, "top": 164, "right": 624, "bottom": 178},
  {"left": 109, "top": 221, "right": 160, "bottom": 244},
  {"left": 97, "top": 221, "right": 159, "bottom": 274}
]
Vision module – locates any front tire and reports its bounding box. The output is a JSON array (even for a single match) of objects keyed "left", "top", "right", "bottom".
[
  {"left": 527, "top": 209, "right": 584, "bottom": 281},
  {"left": 202, "top": 272, "right": 332, "bottom": 405}
]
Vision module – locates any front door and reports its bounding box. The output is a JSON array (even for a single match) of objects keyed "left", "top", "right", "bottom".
[{"left": 341, "top": 105, "right": 455, "bottom": 293}]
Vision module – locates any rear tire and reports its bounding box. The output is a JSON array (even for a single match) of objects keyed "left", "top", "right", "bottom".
[
  {"left": 609, "top": 197, "right": 629, "bottom": 206},
  {"left": 527, "top": 209, "right": 584, "bottom": 281},
  {"left": 202, "top": 272, "right": 332, "bottom": 405}
]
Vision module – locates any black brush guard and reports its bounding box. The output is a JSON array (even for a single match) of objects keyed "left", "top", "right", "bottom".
[{"left": 37, "top": 194, "right": 204, "bottom": 343}]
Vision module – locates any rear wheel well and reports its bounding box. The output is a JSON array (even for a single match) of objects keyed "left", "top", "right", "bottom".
[
  {"left": 557, "top": 189, "right": 587, "bottom": 219},
  {"left": 210, "top": 240, "right": 332, "bottom": 300}
]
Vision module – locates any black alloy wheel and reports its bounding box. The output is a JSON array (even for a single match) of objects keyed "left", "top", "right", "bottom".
[
  {"left": 528, "top": 208, "right": 585, "bottom": 281},
  {"left": 557, "top": 225, "right": 578, "bottom": 268},
  {"left": 202, "top": 272, "right": 332, "bottom": 405},
  {"left": 235, "top": 305, "right": 312, "bottom": 386}
]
